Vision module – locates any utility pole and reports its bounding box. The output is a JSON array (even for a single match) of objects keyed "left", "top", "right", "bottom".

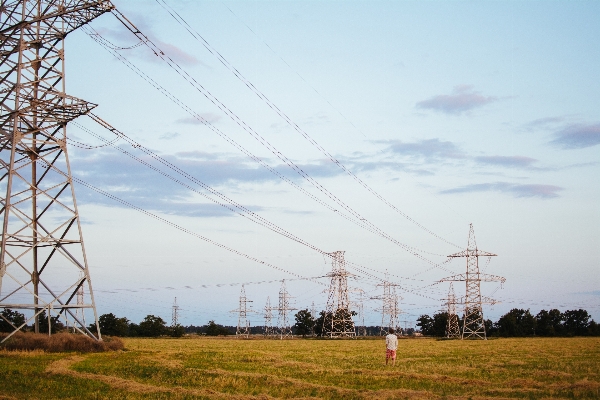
[
  {"left": 445, "top": 283, "right": 460, "bottom": 338},
  {"left": 231, "top": 285, "right": 253, "bottom": 338},
  {"left": 441, "top": 224, "right": 505, "bottom": 339},
  {"left": 276, "top": 280, "right": 296, "bottom": 339},
  {"left": 0, "top": 0, "right": 114, "bottom": 343},
  {"left": 323, "top": 251, "right": 355, "bottom": 338},
  {"left": 171, "top": 297, "right": 180, "bottom": 327}
]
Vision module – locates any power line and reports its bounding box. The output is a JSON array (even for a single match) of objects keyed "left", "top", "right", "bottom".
[
  {"left": 85, "top": 13, "right": 459, "bottom": 274},
  {"left": 72, "top": 175, "right": 326, "bottom": 285},
  {"left": 155, "top": 0, "right": 461, "bottom": 251}
]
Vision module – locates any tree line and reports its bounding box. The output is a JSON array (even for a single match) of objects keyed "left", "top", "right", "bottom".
[
  {"left": 4, "top": 307, "right": 597, "bottom": 338},
  {"left": 417, "top": 308, "right": 600, "bottom": 337}
]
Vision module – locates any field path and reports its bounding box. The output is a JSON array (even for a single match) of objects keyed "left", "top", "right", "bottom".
[
  {"left": 44, "top": 354, "right": 451, "bottom": 399},
  {"left": 45, "top": 355, "right": 274, "bottom": 399}
]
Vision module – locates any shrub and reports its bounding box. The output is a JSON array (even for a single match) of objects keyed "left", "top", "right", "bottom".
[{"left": 0, "top": 332, "right": 124, "bottom": 352}]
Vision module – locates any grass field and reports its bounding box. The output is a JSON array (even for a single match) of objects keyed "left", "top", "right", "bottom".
[{"left": 1, "top": 336, "right": 599, "bottom": 399}]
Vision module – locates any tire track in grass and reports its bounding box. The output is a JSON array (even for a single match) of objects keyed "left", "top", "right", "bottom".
[{"left": 45, "top": 356, "right": 273, "bottom": 399}]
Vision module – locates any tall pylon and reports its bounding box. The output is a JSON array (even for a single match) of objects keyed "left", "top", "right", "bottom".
[
  {"left": 171, "top": 297, "right": 180, "bottom": 326},
  {"left": 75, "top": 271, "right": 86, "bottom": 328},
  {"left": 0, "top": 0, "right": 114, "bottom": 343},
  {"left": 231, "top": 285, "right": 253, "bottom": 337},
  {"left": 355, "top": 291, "right": 367, "bottom": 337},
  {"left": 375, "top": 272, "right": 402, "bottom": 335},
  {"left": 323, "top": 251, "right": 355, "bottom": 338},
  {"left": 276, "top": 280, "right": 296, "bottom": 339},
  {"left": 310, "top": 301, "right": 317, "bottom": 337},
  {"left": 444, "top": 283, "right": 460, "bottom": 338},
  {"left": 263, "top": 296, "right": 274, "bottom": 337},
  {"left": 441, "top": 224, "right": 505, "bottom": 339}
]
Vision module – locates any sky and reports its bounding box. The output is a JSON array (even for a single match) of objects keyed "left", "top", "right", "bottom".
[{"left": 23, "top": 0, "right": 599, "bottom": 328}]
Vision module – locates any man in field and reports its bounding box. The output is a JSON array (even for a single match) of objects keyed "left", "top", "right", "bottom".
[{"left": 385, "top": 328, "right": 398, "bottom": 366}]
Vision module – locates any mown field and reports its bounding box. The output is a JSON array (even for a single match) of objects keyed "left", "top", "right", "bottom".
[{"left": 1, "top": 336, "right": 599, "bottom": 399}]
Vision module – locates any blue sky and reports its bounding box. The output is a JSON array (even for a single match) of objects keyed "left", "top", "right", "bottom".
[{"left": 44, "top": 0, "right": 600, "bottom": 327}]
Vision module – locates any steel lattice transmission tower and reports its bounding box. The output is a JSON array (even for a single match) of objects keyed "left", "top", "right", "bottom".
[
  {"left": 0, "top": 0, "right": 114, "bottom": 342},
  {"left": 310, "top": 301, "right": 317, "bottom": 337},
  {"left": 375, "top": 272, "right": 401, "bottom": 336},
  {"left": 231, "top": 285, "right": 253, "bottom": 338},
  {"left": 263, "top": 296, "right": 274, "bottom": 337},
  {"left": 171, "top": 297, "right": 180, "bottom": 327},
  {"left": 276, "top": 280, "right": 296, "bottom": 339},
  {"left": 323, "top": 251, "right": 355, "bottom": 338},
  {"left": 444, "top": 283, "right": 460, "bottom": 338},
  {"left": 355, "top": 290, "right": 367, "bottom": 337},
  {"left": 441, "top": 224, "right": 505, "bottom": 340}
]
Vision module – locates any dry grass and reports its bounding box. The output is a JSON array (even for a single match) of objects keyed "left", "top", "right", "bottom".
[
  {"left": 0, "top": 332, "right": 124, "bottom": 352},
  {"left": 0, "top": 336, "right": 599, "bottom": 399}
]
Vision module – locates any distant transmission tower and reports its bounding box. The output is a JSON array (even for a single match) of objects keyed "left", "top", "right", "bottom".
[
  {"left": 0, "top": 1, "right": 114, "bottom": 343},
  {"left": 276, "top": 280, "right": 296, "bottom": 339},
  {"left": 373, "top": 272, "right": 401, "bottom": 335},
  {"left": 231, "top": 285, "right": 253, "bottom": 337},
  {"left": 310, "top": 301, "right": 317, "bottom": 337},
  {"left": 171, "top": 297, "right": 180, "bottom": 326},
  {"left": 441, "top": 224, "right": 505, "bottom": 339},
  {"left": 323, "top": 251, "right": 355, "bottom": 337},
  {"left": 263, "top": 296, "right": 275, "bottom": 337},
  {"left": 75, "top": 272, "right": 86, "bottom": 328},
  {"left": 444, "top": 283, "right": 460, "bottom": 338},
  {"left": 355, "top": 291, "right": 367, "bottom": 336}
]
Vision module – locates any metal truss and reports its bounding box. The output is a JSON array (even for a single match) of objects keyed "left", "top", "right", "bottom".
[
  {"left": 323, "top": 251, "right": 355, "bottom": 338},
  {"left": 374, "top": 272, "right": 402, "bottom": 335},
  {"left": 310, "top": 301, "right": 317, "bottom": 337},
  {"left": 0, "top": 0, "right": 114, "bottom": 343},
  {"left": 263, "top": 296, "right": 275, "bottom": 337},
  {"left": 276, "top": 279, "right": 295, "bottom": 339},
  {"left": 441, "top": 224, "right": 505, "bottom": 340},
  {"left": 231, "top": 285, "right": 253, "bottom": 338},
  {"left": 354, "top": 291, "right": 367, "bottom": 336},
  {"left": 171, "top": 297, "right": 180, "bottom": 327},
  {"left": 444, "top": 282, "right": 460, "bottom": 338}
]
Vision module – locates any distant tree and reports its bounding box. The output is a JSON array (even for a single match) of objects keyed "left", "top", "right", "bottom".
[
  {"left": 138, "top": 315, "right": 167, "bottom": 337},
  {"left": 205, "top": 320, "right": 229, "bottom": 336},
  {"left": 293, "top": 309, "right": 315, "bottom": 337},
  {"left": 416, "top": 314, "right": 434, "bottom": 336},
  {"left": 97, "top": 313, "right": 130, "bottom": 336},
  {"left": 495, "top": 309, "right": 536, "bottom": 337},
  {"left": 588, "top": 320, "right": 600, "bottom": 336},
  {"left": 562, "top": 309, "right": 591, "bottom": 336},
  {"left": 0, "top": 309, "right": 26, "bottom": 332},
  {"left": 128, "top": 322, "right": 141, "bottom": 337},
  {"left": 168, "top": 324, "right": 186, "bottom": 337},
  {"left": 535, "top": 309, "right": 564, "bottom": 336},
  {"left": 37, "top": 310, "right": 65, "bottom": 334},
  {"left": 431, "top": 312, "right": 449, "bottom": 337},
  {"left": 313, "top": 311, "right": 329, "bottom": 337},
  {"left": 484, "top": 319, "right": 496, "bottom": 336}
]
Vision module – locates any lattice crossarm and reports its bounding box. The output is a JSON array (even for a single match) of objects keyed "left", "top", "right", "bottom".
[
  {"left": 439, "top": 273, "right": 467, "bottom": 283},
  {"left": 479, "top": 273, "right": 505, "bottom": 283}
]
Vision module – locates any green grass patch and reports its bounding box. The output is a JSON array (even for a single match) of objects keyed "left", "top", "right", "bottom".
[{"left": 1, "top": 336, "right": 598, "bottom": 399}]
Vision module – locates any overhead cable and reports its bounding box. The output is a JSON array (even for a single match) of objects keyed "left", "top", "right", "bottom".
[
  {"left": 83, "top": 21, "right": 454, "bottom": 275},
  {"left": 71, "top": 175, "right": 327, "bottom": 286},
  {"left": 155, "top": 0, "right": 461, "bottom": 250}
]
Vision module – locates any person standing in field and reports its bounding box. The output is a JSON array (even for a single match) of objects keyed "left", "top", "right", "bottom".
[{"left": 385, "top": 328, "right": 398, "bottom": 366}]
